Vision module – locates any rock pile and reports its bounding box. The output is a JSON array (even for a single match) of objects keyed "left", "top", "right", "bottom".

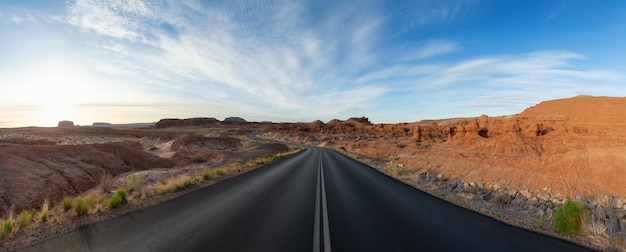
[{"left": 415, "top": 169, "right": 626, "bottom": 238}]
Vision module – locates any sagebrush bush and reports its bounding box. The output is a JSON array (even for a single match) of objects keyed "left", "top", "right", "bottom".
[
  {"left": 62, "top": 196, "right": 72, "bottom": 211},
  {"left": 215, "top": 169, "right": 226, "bottom": 177},
  {"left": 553, "top": 199, "right": 586, "bottom": 234},
  {"left": 108, "top": 194, "right": 124, "bottom": 209},
  {"left": 115, "top": 187, "right": 128, "bottom": 203},
  {"left": 2, "top": 219, "right": 11, "bottom": 238},
  {"left": 73, "top": 197, "right": 89, "bottom": 216},
  {"left": 17, "top": 210, "right": 34, "bottom": 229}
]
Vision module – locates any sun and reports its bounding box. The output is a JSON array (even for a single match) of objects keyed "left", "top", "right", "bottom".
[{"left": 9, "top": 61, "right": 94, "bottom": 126}]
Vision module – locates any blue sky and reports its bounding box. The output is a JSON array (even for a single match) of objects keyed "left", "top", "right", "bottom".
[{"left": 1, "top": 0, "right": 625, "bottom": 127}]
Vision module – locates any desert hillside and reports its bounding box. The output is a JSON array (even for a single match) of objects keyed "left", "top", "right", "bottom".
[
  {"left": 0, "top": 127, "right": 289, "bottom": 217},
  {"left": 262, "top": 95, "right": 626, "bottom": 199}
]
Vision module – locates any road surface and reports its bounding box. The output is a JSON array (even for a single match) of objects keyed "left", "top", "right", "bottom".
[{"left": 19, "top": 147, "right": 593, "bottom": 251}]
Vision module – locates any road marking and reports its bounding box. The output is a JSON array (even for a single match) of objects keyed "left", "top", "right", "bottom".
[
  {"left": 313, "top": 152, "right": 331, "bottom": 252},
  {"left": 320, "top": 153, "right": 332, "bottom": 252},
  {"left": 313, "top": 153, "right": 321, "bottom": 252}
]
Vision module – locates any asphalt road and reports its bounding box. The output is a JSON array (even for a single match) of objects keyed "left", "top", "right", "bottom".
[{"left": 19, "top": 147, "right": 593, "bottom": 252}]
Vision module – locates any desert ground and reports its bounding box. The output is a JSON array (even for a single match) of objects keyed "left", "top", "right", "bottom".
[{"left": 1, "top": 95, "right": 626, "bottom": 251}]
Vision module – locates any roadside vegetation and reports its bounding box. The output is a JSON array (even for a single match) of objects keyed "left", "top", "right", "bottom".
[
  {"left": 553, "top": 199, "right": 587, "bottom": 234},
  {"left": 0, "top": 147, "right": 303, "bottom": 242}
]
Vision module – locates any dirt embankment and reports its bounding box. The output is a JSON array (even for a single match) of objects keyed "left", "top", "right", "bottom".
[
  {"left": 0, "top": 141, "right": 173, "bottom": 216},
  {"left": 0, "top": 126, "right": 290, "bottom": 219}
]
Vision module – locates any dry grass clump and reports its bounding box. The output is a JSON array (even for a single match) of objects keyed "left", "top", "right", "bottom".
[
  {"left": 245, "top": 148, "right": 303, "bottom": 167},
  {"left": 38, "top": 199, "right": 50, "bottom": 223},
  {"left": 125, "top": 175, "right": 144, "bottom": 195},
  {"left": 101, "top": 173, "right": 112, "bottom": 193},
  {"left": 154, "top": 175, "right": 194, "bottom": 195}
]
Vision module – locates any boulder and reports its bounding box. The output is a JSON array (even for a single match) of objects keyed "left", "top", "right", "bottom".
[
  {"left": 593, "top": 206, "right": 606, "bottom": 221},
  {"left": 505, "top": 189, "right": 518, "bottom": 198},
  {"left": 612, "top": 198, "right": 624, "bottom": 209},
  {"left": 537, "top": 192, "right": 552, "bottom": 202}
]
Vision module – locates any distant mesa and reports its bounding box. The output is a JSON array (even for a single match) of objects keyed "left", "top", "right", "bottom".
[
  {"left": 346, "top": 117, "right": 372, "bottom": 125},
  {"left": 155, "top": 117, "right": 220, "bottom": 128},
  {"left": 223, "top": 117, "right": 247, "bottom": 124},
  {"left": 92, "top": 122, "right": 112, "bottom": 127},
  {"left": 57, "top": 120, "right": 74, "bottom": 128}
]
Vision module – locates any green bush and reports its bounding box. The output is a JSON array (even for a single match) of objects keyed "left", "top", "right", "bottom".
[
  {"left": 73, "top": 197, "right": 89, "bottom": 216},
  {"left": 108, "top": 187, "right": 129, "bottom": 209},
  {"left": 62, "top": 196, "right": 73, "bottom": 211},
  {"left": 17, "top": 210, "right": 34, "bottom": 229},
  {"left": 108, "top": 194, "right": 124, "bottom": 209},
  {"left": 553, "top": 199, "right": 586, "bottom": 234},
  {"left": 115, "top": 187, "right": 128, "bottom": 203},
  {"left": 202, "top": 170, "right": 213, "bottom": 180},
  {"left": 2, "top": 219, "right": 12, "bottom": 238},
  {"left": 215, "top": 169, "right": 226, "bottom": 177}
]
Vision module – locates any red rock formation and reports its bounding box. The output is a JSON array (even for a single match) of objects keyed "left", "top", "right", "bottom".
[{"left": 0, "top": 141, "right": 173, "bottom": 216}]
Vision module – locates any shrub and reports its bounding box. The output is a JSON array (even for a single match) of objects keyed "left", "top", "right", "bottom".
[
  {"left": 39, "top": 200, "right": 49, "bottom": 223},
  {"left": 2, "top": 219, "right": 11, "bottom": 238},
  {"left": 73, "top": 197, "right": 89, "bottom": 216},
  {"left": 215, "top": 169, "right": 226, "bottom": 177},
  {"left": 108, "top": 194, "right": 124, "bottom": 209},
  {"left": 62, "top": 196, "right": 73, "bottom": 211},
  {"left": 192, "top": 154, "right": 207, "bottom": 163},
  {"left": 202, "top": 170, "right": 213, "bottom": 180},
  {"left": 115, "top": 187, "right": 128, "bottom": 203},
  {"left": 553, "top": 199, "right": 586, "bottom": 234},
  {"left": 193, "top": 176, "right": 201, "bottom": 184},
  {"left": 17, "top": 210, "right": 34, "bottom": 229}
]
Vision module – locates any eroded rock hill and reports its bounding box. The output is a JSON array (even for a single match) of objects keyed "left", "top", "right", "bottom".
[
  {"left": 263, "top": 96, "right": 626, "bottom": 198},
  {"left": 0, "top": 141, "right": 173, "bottom": 216}
]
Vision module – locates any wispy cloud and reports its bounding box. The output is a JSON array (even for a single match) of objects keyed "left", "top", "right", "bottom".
[{"left": 1, "top": 0, "right": 623, "bottom": 126}]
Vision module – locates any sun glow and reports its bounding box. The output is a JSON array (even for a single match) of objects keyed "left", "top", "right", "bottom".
[{"left": 7, "top": 61, "right": 96, "bottom": 126}]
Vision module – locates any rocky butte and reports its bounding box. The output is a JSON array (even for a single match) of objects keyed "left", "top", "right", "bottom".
[{"left": 263, "top": 95, "right": 626, "bottom": 199}]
